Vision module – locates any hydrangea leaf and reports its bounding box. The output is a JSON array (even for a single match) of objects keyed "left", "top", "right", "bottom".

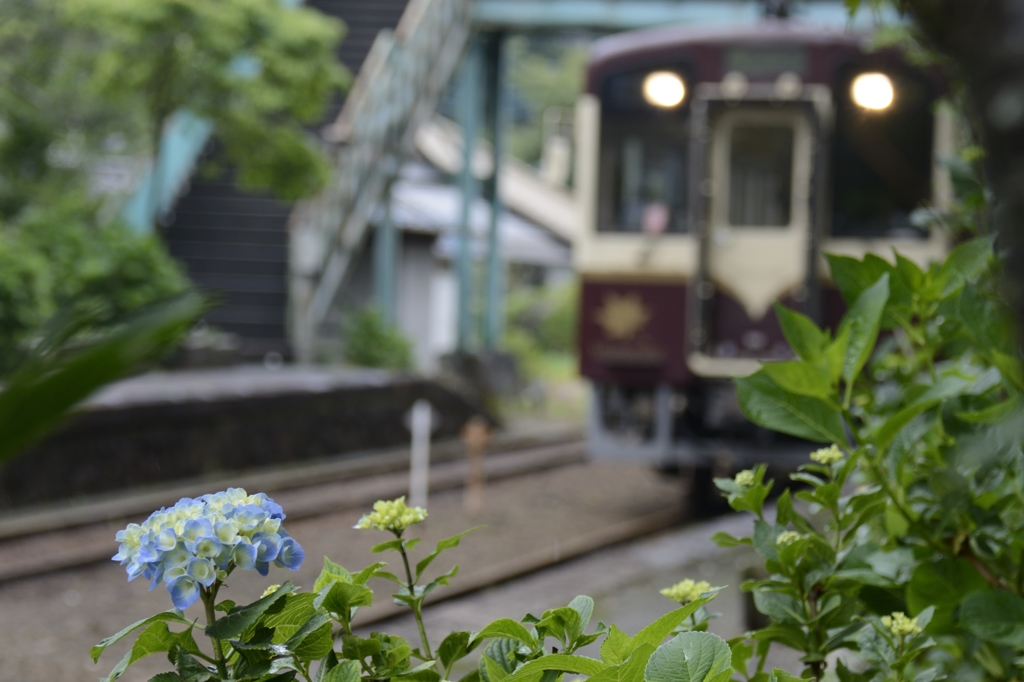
[
  {"left": 204, "top": 581, "right": 294, "bottom": 640},
  {"left": 257, "top": 592, "right": 319, "bottom": 643},
  {"left": 644, "top": 631, "right": 732, "bottom": 682},
  {"left": 314, "top": 557, "right": 352, "bottom": 593},
  {"left": 590, "top": 643, "right": 655, "bottom": 682},
  {"left": 438, "top": 631, "right": 474, "bottom": 672},
  {"left": 415, "top": 527, "right": 483, "bottom": 580},
  {"left": 601, "top": 624, "right": 635, "bottom": 665},
  {"left": 288, "top": 613, "right": 335, "bottom": 660},
  {"left": 100, "top": 621, "right": 183, "bottom": 682},
  {"left": 316, "top": 580, "right": 373, "bottom": 621},
  {"left": 322, "top": 659, "right": 360, "bottom": 682},
  {"left": 471, "top": 619, "right": 538, "bottom": 649},
  {"left": 735, "top": 370, "right": 847, "bottom": 444},
  {"left": 91, "top": 611, "right": 192, "bottom": 662},
  {"left": 501, "top": 653, "right": 605, "bottom": 682}
]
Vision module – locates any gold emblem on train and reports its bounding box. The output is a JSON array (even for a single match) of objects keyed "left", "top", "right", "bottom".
[{"left": 595, "top": 292, "right": 651, "bottom": 340}]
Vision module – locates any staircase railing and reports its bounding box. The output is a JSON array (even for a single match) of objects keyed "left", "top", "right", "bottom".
[{"left": 289, "top": 0, "right": 476, "bottom": 361}]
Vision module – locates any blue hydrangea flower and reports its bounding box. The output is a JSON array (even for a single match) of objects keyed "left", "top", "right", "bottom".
[{"left": 112, "top": 488, "right": 303, "bottom": 610}]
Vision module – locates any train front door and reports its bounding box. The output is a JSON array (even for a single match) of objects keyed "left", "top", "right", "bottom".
[{"left": 691, "top": 105, "right": 815, "bottom": 374}]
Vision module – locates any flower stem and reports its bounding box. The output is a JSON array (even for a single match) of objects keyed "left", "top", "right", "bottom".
[
  {"left": 201, "top": 584, "right": 229, "bottom": 678},
  {"left": 397, "top": 539, "right": 433, "bottom": 659}
]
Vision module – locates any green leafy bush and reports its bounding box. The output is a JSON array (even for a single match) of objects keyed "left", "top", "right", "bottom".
[
  {"left": 344, "top": 308, "right": 414, "bottom": 370},
  {"left": 0, "top": 203, "right": 189, "bottom": 374},
  {"left": 722, "top": 236, "right": 1024, "bottom": 680}
]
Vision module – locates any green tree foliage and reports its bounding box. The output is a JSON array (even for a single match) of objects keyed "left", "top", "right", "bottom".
[
  {"left": 506, "top": 36, "right": 588, "bottom": 166},
  {"left": 0, "top": 0, "right": 348, "bottom": 371},
  {"left": 344, "top": 308, "right": 414, "bottom": 371},
  {"left": 64, "top": 0, "right": 349, "bottom": 199},
  {"left": 505, "top": 279, "right": 578, "bottom": 378}
]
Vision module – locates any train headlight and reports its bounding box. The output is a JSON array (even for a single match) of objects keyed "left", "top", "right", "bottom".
[
  {"left": 643, "top": 71, "right": 686, "bottom": 108},
  {"left": 851, "top": 72, "right": 894, "bottom": 111}
]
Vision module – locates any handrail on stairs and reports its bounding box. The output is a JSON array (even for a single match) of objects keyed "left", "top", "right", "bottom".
[{"left": 288, "top": 0, "right": 477, "bottom": 362}]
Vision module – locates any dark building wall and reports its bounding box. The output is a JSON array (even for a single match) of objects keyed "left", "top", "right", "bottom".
[{"left": 161, "top": 0, "right": 411, "bottom": 360}]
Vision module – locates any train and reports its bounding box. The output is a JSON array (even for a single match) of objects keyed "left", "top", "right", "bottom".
[{"left": 572, "top": 19, "right": 952, "bottom": 477}]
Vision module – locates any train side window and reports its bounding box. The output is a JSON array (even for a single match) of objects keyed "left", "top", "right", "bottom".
[
  {"left": 598, "top": 120, "right": 690, "bottom": 234},
  {"left": 728, "top": 126, "right": 794, "bottom": 227}
]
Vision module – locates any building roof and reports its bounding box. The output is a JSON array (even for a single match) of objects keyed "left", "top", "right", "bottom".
[{"left": 380, "top": 162, "right": 572, "bottom": 269}]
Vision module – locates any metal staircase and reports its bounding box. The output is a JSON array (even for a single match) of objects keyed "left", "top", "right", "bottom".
[{"left": 288, "top": 0, "right": 476, "bottom": 362}]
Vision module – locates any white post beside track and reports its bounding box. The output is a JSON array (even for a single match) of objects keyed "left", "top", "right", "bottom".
[{"left": 409, "top": 400, "right": 432, "bottom": 509}]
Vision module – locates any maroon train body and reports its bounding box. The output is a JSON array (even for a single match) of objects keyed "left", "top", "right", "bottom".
[{"left": 573, "top": 20, "right": 949, "bottom": 466}]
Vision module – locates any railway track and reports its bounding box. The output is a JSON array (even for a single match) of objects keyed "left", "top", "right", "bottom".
[{"left": 0, "top": 424, "right": 688, "bottom": 586}]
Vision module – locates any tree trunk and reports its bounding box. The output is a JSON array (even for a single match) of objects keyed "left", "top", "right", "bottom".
[{"left": 901, "top": 0, "right": 1024, "bottom": 336}]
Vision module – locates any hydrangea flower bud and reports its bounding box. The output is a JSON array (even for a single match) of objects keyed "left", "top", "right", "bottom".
[
  {"left": 776, "top": 531, "right": 802, "bottom": 546},
  {"left": 810, "top": 444, "right": 844, "bottom": 465},
  {"left": 355, "top": 497, "right": 428, "bottom": 534},
  {"left": 881, "top": 612, "right": 922, "bottom": 637},
  {"left": 112, "top": 488, "right": 302, "bottom": 610},
  {"left": 734, "top": 470, "right": 756, "bottom": 488},
  {"left": 660, "top": 579, "right": 714, "bottom": 604}
]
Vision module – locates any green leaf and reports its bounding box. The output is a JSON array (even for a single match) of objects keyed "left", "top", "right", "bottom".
[
  {"left": 872, "top": 372, "right": 980, "bottom": 450},
  {"left": 589, "top": 643, "right": 655, "bottom": 682},
  {"left": 341, "top": 634, "right": 381, "bottom": 661},
  {"left": 709, "top": 532, "right": 750, "bottom": 548},
  {"left": 286, "top": 612, "right": 335, "bottom": 659},
  {"left": 992, "top": 351, "right": 1024, "bottom": 392},
  {"left": 259, "top": 593, "right": 321, "bottom": 643},
  {"left": 937, "top": 235, "right": 994, "bottom": 297},
  {"left": 773, "top": 303, "right": 827, "bottom": 364},
  {"left": 600, "top": 624, "right": 634, "bottom": 665},
  {"left": 323, "top": 660, "right": 361, "bottom": 682},
  {"left": 644, "top": 631, "right": 732, "bottom": 682},
  {"left": 373, "top": 539, "right": 406, "bottom": 554},
  {"left": 472, "top": 619, "right": 538, "bottom": 648},
  {"left": 568, "top": 595, "right": 595, "bottom": 636},
  {"left": 353, "top": 561, "right": 389, "bottom": 585},
  {"left": 482, "top": 654, "right": 511, "bottom": 682},
  {"left": 317, "top": 580, "right": 374, "bottom": 620},
  {"left": 750, "top": 623, "right": 808, "bottom": 651},
  {"left": 314, "top": 557, "right": 352, "bottom": 593},
  {"left": 837, "top": 273, "right": 889, "bottom": 388},
  {"left": 206, "top": 582, "right": 295, "bottom": 640},
  {"left": 215, "top": 600, "right": 236, "bottom": 614},
  {"left": 907, "top": 558, "right": 990, "bottom": 633},
  {"left": 438, "top": 631, "right": 474, "bottom": 673},
  {"left": 762, "top": 361, "right": 834, "bottom": 401},
  {"left": 502, "top": 654, "right": 605, "bottom": 682},
  {"left": 960, "top": 591, "right": 1024, "bottom": 647},
  {"left": 92, "top": 611, "right": 192, "bottom": 662},
  {"left": 752, "top": 592, "right": 804, "bottom": 625},
  {"left": 825, "top": 253, "right": 891, "bottom": 307},
  {"left": 101, "top": 622, "right": 183, "bottom": 682},
  {"left": 536, "top": 606, "right": 582, "bottom": 648},
  {"left": 148, "top": 674, "right": 184, "bottom": 682},
  {"left": 735, "top": 370, "right": 847, "bottom": 444},
  {"left": 415, "top": 527, "right": 482, "bottom": 580},
  {"left": 396, "top": 661, "right": 441, "bottom": 682},
  {"left": 0, "top": 293, "right": 206, "bottom": 464},
  {"left": 479, "top": 638, "right": 518, "bottom": 682}
]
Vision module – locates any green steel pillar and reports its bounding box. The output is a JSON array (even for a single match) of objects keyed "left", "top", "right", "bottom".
[
  {"left": 481, "top": 32, "right": 506, "bottom": 350},
  {"left": 456, "top": 36, "right": 482, "bottom": 351},
  {"left": 373, "top": 183, "right": 399, "bottom": 324}
]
